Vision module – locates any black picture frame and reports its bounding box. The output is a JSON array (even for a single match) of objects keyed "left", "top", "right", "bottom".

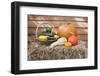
[{"left": 11, "top": 1, "right": 98, "bottom": 74}]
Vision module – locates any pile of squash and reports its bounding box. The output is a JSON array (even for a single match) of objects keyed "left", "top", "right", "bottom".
[
  {"left": 38, "top": 24, "right": 78, "bottom": 48},
  {"left": 38, "top": 27, "right": 59, "bottom": 43}
]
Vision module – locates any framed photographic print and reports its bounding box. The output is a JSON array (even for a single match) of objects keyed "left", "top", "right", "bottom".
[{"left": 11, "top": 1, "right": 98, "bottom": 74}]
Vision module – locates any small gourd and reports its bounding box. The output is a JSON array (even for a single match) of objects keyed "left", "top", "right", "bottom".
[
  {"left": 65, "top": 42, "right": 72, "bottom": 47},
  {"left": 54, "top": 35, "right": 59, "bottom": 39},
  {"left": 50, "top": 37, "right": 67, "bottom": 48},
  {"left": 38, "top": 35, "right": 48, "bottom": 41}
]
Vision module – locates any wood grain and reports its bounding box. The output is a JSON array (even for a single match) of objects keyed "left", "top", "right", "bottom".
[
  {"left": 28, "top": 27, "right": 88, "bottom": 35},
  {"left": 28, "top": 15, "right": 88, "bottom": 42},
  {"left": 28, "top": 21, "right": 88, "bottom": 27},
  {"left": 28, "top": 15, "right": 88, "bottom": 22}
]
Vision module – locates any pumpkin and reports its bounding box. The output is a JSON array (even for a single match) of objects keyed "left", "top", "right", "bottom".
[
  {"left": 68, "top": 35, "right": 78, "bottom": 46},
  {"left": 65, "top": 42, "right": 72, "bottom": 47},
  {"left": 57, "top": 24, "right": 77, "bottom": 38}
]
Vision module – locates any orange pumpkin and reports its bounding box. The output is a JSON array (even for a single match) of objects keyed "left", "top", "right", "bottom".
[
  {"left": 57, "top": 24, "right": 77, "bottom": 38},
  {"left": 65, "top": 42, "right": 72, "bottom": 47}
]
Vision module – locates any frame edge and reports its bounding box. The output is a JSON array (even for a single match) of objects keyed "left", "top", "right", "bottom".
[{"left": 11, "top": 2, "right": 20, "bottom": 74}]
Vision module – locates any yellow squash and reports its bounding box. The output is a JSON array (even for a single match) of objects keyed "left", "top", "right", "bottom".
[{"left": 38, "top": 35, "right": 48, "bottom": 41}]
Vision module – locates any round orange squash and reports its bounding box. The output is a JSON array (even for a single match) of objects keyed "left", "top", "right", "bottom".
[
  {"left": 65, "top": 42, "right": 72, "bottom": 47},
  {"left": 57, "top": 24, "right": 77, "bottom": 38},
  {"left": 68, "top": 35, "right": 78, "bottom": 46}
]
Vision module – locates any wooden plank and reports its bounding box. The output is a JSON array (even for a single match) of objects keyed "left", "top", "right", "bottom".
[
  {"left": 77, "top": 29, "right": 87, "bottom": 34},
  {"left": 78, "top": 34, "right": 88, "bottom": 41},
  {"left": 28, "top": 27, "right": 88, "bottom": 29},
  {"left": 28, "top": 31, "right": 88, "bottom": 41},
  {"left": 28, "top": 21, "right": 88, "bottom": 28},
  {"left": 28, "top": 27, "right": 88, "bottom": 35},
  {"left": 28, "top": 15, "right": 88, "bottom": 22}
]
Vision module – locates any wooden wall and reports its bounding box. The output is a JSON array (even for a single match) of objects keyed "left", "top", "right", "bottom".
[{"left": 28, "top": 15, "right": 88, "bottom": 46}]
